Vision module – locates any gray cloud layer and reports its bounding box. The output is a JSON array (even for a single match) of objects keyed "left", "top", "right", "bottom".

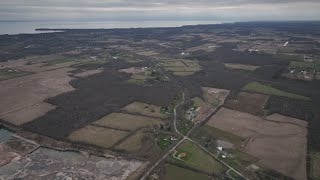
[{"left": 1, "top": 0, "right": 320, "bottom": 21}]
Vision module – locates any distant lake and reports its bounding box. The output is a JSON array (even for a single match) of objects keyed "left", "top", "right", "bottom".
[{"left": 0, "top": 21, "right": 226, "bottom": 35}]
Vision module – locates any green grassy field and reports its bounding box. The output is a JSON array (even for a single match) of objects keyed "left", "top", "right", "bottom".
[
  {"left": 0, "top": 69, "right": 32, "bottom": 81},
  {"left": 163, "top": 164, "right": 209, "bottom": 180},
  {"left": 170, "top": 140, "right": 227, "bottom": 174},
  {"left": 156, "top": 135, "right": 172, "bottom": 150},
  {"left": 192, "top": 97, "right": 206, "bottom": 108},
  {"left": 273, "top": 53, "right": 303, "bottom": 61},
  {"left": 290, "top": 61, "right": 320, "bottom": 71},
  {"left": 45, "top": 56, "right": 92, "bottom": 66},
  {"left": 242, "top": 81, "right": 310, "bottom": 100}
]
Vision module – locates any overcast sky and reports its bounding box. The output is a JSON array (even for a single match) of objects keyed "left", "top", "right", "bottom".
[{"left": 1, "top": 0, "right": 320, "bottom": 22}]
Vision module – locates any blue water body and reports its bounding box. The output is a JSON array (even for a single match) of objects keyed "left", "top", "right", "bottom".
[{"left": 0, "top": 21, "right": 225, "bottom": 35}]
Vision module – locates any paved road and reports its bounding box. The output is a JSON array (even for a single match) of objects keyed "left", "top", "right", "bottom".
[
  {"left": 140, "top": 93, "right": 185, "bottom": 180},
  {"left": 140, "top": 92, "right": 249, "bottom": 180}
]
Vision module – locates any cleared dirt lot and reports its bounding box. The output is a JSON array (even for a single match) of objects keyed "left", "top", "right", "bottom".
[
  {"left": 207, "top": 108, "right": 308, "bottom": 180},
  {"left": 193, "top": 87, "right": 230, "bottom": 124},
  {"left": 68, "top": 125, "right": 129, "bottom": 148},
  {"left": 93, "top": 113, "right": 163, "bottom": 131},
  {"left": 0, "top": 68, "right": 74, "bottom": 125},
  {"left": 225, "top": 92, "right": 269, "bottom": 116}
]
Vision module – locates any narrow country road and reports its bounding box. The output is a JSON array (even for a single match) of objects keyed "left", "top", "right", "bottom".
[{"left": 140, "top": 92, "right": 249, "bottom": 180}]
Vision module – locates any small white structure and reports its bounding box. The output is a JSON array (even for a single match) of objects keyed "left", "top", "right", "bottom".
[
  {"left": 217, "top": 147, "right": 223, "bottom": 151},
  {"left": 170, "top": 136, "right": 178, "bottom": 141},
  {"left": 221, "top": 155, "right": 226, "bottom": 159}
]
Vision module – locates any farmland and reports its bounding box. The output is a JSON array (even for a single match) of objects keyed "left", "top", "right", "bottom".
[
  {"left": 68, "top": 125, "right": 129, "bottom": 148},
  {"left": 225, "top": 92, "right": 269, "bottom": 116},
  {"left": 0, "top": 68, "right": 32, "bottom": 81},
  {"left": 92, "top": 113, "right": 163, "bottom": 131},
  {"left": 163, "top": 164, "right": 210, "bottom": 180},
  {"left": 224, "top": 63, "right": 260, "bottom": 71},
  {"left": 242, "top": 81, "right": 310, "bottom": 100},
  {"left": 160, "top": 59, "right": 201, "bottom": 76},
  {"left": 122, "top": 102, "right": 167, "bottom": 119},
  {"left": 168, "top": 140, "right": 227, "bottom": 175},
  {"left": 0, "top": 21, "right": 320, "bottom": 180},
  {"left": 207, "top": 107, "right": 308, "bottom": 180}
]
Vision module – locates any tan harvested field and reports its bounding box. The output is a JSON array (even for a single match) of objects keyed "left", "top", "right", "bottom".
[
  {"left": 225, "top": 92, "right": 269, "bottom": 116},
  {"left": 68, "top": 125, "right": 129, "bottom": 148},
  {"left": 0, "top": 54, "right": 64, "bottom": 70},
  {"left": 92, "top": 113, "right": 163, "bottom": 131},
  {"left": 14, "top": 61, "right": 78, "bottom": 73},
  {"left": 207, "top": 108, "right": 308, "bottom": 180},
  {"left": 224, "top": 63, "right": 260, "bottom": 71},
  {"left": 0, "top": 68, "right": 75, "bottom": 125},
  {"left": 122, "top": 102, "right": 166, "bottom": 119},
  {"left": 74, "top": 69, "right": 103, "bottom": 77},
  {"left": 0, "top": 102, "right": 56, "bottom": 126},
  {"left": 115, "top": 130, "right": 148, "bottom": 153},
  {"left": 266, "top": 113, "right": 308, "bottom": 128}
]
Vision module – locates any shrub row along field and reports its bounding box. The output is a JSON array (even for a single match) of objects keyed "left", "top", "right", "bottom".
[
  {"left": 160, "top": 59, "right": 201, "bottom": 76},
  {"left": 242, "top": 81, "right": 310, "bottom": 100},
  {"left": 0, "top": 68, "right": 32, "bottom": 81},
  {"left": 168, "top": 140, "right": 227, "bottom": 175}
]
